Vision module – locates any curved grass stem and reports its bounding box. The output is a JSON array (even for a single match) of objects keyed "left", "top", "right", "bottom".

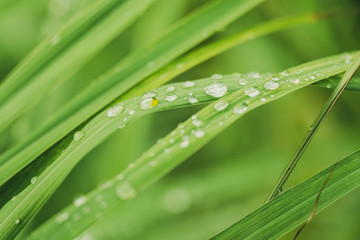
[{"left": 266, "top": 52, "right": 360, "bottom": 202}]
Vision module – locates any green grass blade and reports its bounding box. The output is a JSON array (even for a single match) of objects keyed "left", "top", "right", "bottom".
[
  {"left": 124, "top": 10, "right": 347, "bottom": 98},
  {"left": 266, "top": 52, "right": 360, "bottom": 202},
  {"left": 78, "top": 152, "right": 282, "bottom": 240},
  {"left": 23, "top": 53, "right": 354, "bottom": 239},
  {"left": 0, "top": 0, "right": 265, "bottom": 186},
  {"left": 315, "top": 74, "right": 360, "bottom": 90},
  {"left": 0, "top": 0, "right": 155, "bottom": 132},
  {"left": 0, "top": 72, "right": 267, "bottom": 239},
  {"left": 211, "top": 149, "right": 360, "bottom": 240}
]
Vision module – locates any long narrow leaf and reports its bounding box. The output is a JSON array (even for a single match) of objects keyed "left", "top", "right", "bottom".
[
  {"left": 0, "top": 0, "right": 265, "bottom": 186},
  {"left": 0, "top": 0, "right": 155, "bottom": 132},
  {"left": 24, "top": 53, "right": 355, "bottom": 239},
  {"left": 212, "top": 149, "right": 360, "bottom": 239}
]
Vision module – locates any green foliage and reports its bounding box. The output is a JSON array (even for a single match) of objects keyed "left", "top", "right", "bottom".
[{"left": 0, "top": 0, "right": 359, "bottom": 239}]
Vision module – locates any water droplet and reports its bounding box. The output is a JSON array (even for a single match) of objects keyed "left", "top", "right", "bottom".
[
  {"left": 345, "top": 54, "right": 352, "bottom": 64},
  {"left": 150, "top": 160, "right": 158, "bottom": 166},
  {"left": 183, "top": 81, "right": 195, "bottom": 88},
  {"left": 11, "top": 196, "right": 17, "bottom": 201},
  {"left": 14, "top": 219, "right": 20, "bottom": 225},
  {"left": 166, "top": 86, "right": 175, "bottom": 92},
  {"left": 214, "top": 100, "right": 229, "bottom": 111},
  {"left": 31, "top": 176, "right": 38, "bottom": 184},
  {"left": 176, "top": 63, "right": 184, "bottom": 69},
  {"left": 309, "top": 75, "right": 316, "bottom": 80},
  {"left": 56, "top": 212, "right": 69, "bottom": 223},
  {"left": 233, "top": 104, "right": 248, "bottom": 114},
  {"left": 117, "top": 174, "right": 124, "bottom": 180},
  {"left": 74, "top": 195, "right": 87, "bottom": 207},
  {"left": 74, "top": 131, "right": 85, "bottom": 141},
  {"left": 264, "top": 81, "right": 279, "bottom": 90},
  {"left": 165, "top": 95, "right": 178, "bottom": 102},
  {"left": 205, "top": 83, "right": 227, "bottom": 97},
  {"left": 116, "top": 182, "right": 137, "bottom": 200},
  {"left": 261, "top": 97, "right": 267, "bottom": 102},
  {"left": 238, "top": 78, "right": 248, "bottom": 85},
  {"left": 232, "top": 73, "right": 241, "bottom": 77},
  {"left": 289, "top": 78, "right": 300, "bottom": 84},
  {"left": 188, "top": 96, "right": 198, "bottom": 104},
  {"left": 140, "top": 98, "right": 158, "bottom": 110},
  {"left": 129, "top": 110, "right": 135, "bottom": 115},
  {"left": 245, "top": 87, "right": 260, "bottom": 97},
  {"left": 211, "top": 74, "right": 223, "bottom": 79},
  {"left": 77, "top": 234, "right": 95, "bottom": 240},
  {"left": 280, "top": 70, "right": 290, "bottom": 76},
  {"left": 194, "top": 129, "right": 205, "bottom": 138},
  {"left": 163, "top": 188, "right": 191, "bottom": 214},
  {"left": 99, "top": 181, "right": 113, "bottom": 190},
  {"left": 247, "top": 72, "right": 260, "bottom": 78},
  {"left": 107, "top": 104, "right": 123, "bottom": 117},
  {"left": 202, "top": 31, "right": 209, "bottom": 38},
  {"left": 50, "top": 34, "right": 61, "bottom": 46},
  {"left": 143, "top": 91, "right": 156, "bottom": 98},
  {"left": 164, "top": 148, "right": 172, "bottom": 154},
  {"left": 118, "top": 123, "right": 126, "bottom": 129},
  {"left": 192, "top": 118, "right": 203, "bottom": 127},
  {"left": 180, "top": 136, "right": 190, "bottom": 148}
]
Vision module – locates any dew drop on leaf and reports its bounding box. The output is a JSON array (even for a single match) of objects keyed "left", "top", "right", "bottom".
[
  {"left": 238, "top": 78, "right": 248, "bottom": 85},
  {"left": 14, "top": 219, "right": 20, "bottom": 225},
  {"left": 205, "top": 83, "right": 227, "bottom": 97},
  {"left": 74, "top": 195, "right": 88, "bottom": 207},
  {"left": 180, "top": 136, "right": 190, "bottom": 148},
  {"left": 194, "top": 129, "right": 205, "bottom": 138},
  {"left": 176, "top": 63, "right": 184, "bottom": 69},
  {"left": 247, "top": 72, "right": 260, "bottom": 78},
  {"left": 214, "top": 100, "right": 229, "bottom": 111},
  {"left": 211, "top": 74, "right": 223, "bottom": 79},
  {"left": 166, "top": 86, "right": 175, "bottom": 92},
  {"left": 116, "top": 182, "right": 137, "bottom": 200},
  {"left": 188, "top": 96, "right": 198, "bottom": 104},
  {"left": 233, "top": 104, "right": 248, "bottom": 114},
  {"left": 289, "top": 78, "right": 300, "bottom": 84},
  {"left": 107, "top": 104, "right": 123, "bottom": 117},
  {"left": 73, "top": 131, "right": 85, "bottom": 141},
  {"left": 165, "top": 95, "right": 178, "bottom": 102},
  {"left": 50, "top": 34, "right": 61, "bottom": 46},
  {"left": 31, "top": 176, "right": 38, "bottom": 184},
  {"left": 183, "top": 81, "right": 195, "bottom": 88},
  {"left": 56, "top": 212, "right": 69, "bottom": 223},
  {"left": 245, "top": 87, "right": 260, "bottom": 97},
  {"left": 264, "top": 80, "right": 279, "bottom": 90},
  {"left": 140, "top": 98, "right": 158, "bottom": 110},
  {"left": 192, "top": 118, "right": 203, "bottom": 127}
]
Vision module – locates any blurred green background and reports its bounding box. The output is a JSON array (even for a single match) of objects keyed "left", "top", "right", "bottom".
[{"left": 1, "top": 0, "right": 360, "bottom": 239}]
